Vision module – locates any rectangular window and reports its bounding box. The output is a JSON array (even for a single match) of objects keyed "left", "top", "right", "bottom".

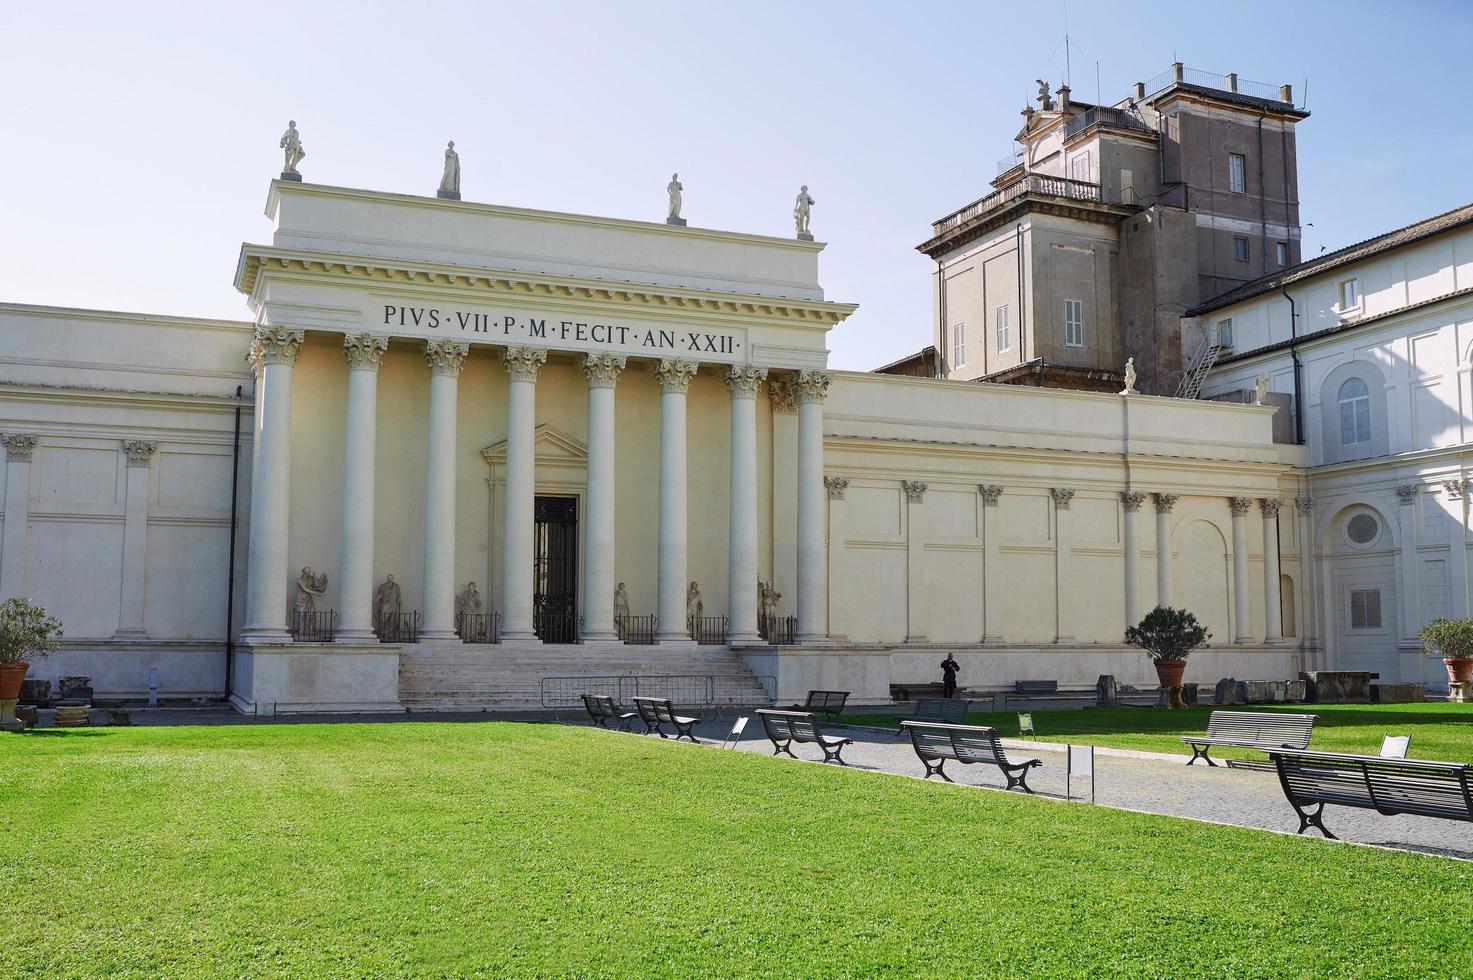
[
  {"left": 996, "top": 305, "right": 1011, "bottom": 353},
  {"left": 1339, "top": 392, "right": 1371, "bottom": 445},
  {"left": 1350, "top": 589, "right": 1382, "bottom": 630},
  {"left": 1120, "top": 169, "right": 1135, "bottom": 205},
  {"left": 1233, "top": 237, "right": 1249, "bottom": 262},
  {"left": 1216, "top": 318, "right": 1234, "bottom": 348},
  {"left": 1070, "top": 152, "right": 1091, "bottom": 183},
  {"left": 1340, "top": 277, "right": 1361, "bottom": 311},
  {"left": 1228, "top": 153, "right": 1247, "bottom": 193},
  {"left": 1064, "top": 299, "right": 1084, "bottom": 347},
  {"left": 1275, "top": 241, "right": 1288, "bottom": 266},
  {"left": 952, "top": 323, "right": 966, "bottom": 367}
]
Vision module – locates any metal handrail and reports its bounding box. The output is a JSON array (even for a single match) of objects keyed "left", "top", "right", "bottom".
[
  {"left": 1065, "top": 105, "right": 1151, "bottom": 140},
  {"left": 456, "top": 612, "right": 500, "bottom": 644},
  {"left": 616, "top": 614, "right": 657, "bottom": 645},
  {"left": 289, "top": 609, "right": 336, "bottom": 643},
  {"left": 688, "top": 615, "right": 729, "bottom": 645},
  {"left": 376, "top": 610, "right": 419, "bottom": 644}
]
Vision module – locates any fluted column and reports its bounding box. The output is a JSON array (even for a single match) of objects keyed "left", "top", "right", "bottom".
[
  {"left": 337, "top": 333, "right": 387, "bottom": 641},
  {"left": 241, "top": 327, "right": 303, "bottom": 642},
  {"left": 1153, "top": 493, "right": 1177, "bottom": 609},
  {"left": 501, "top": 346, "right": 547, "bottom": 641},
  {"left": 1121, "top": 491, "right": 1147, "bottom": 630},
  {"left": 1261, "top": 498, "right": 1284, "bottom": 642},
  {"left": 1229, "top": 496, "right": 1253, "bottom": 642},
  {"left": 420, "top": 340, "right": 469, "bottom": 641},
  {"left": 654, "top": 359, "right": 699, "bottom": 643},
  {"left": 795, "top": 370, "right": 832, "bottom": 642},
  {"left": 726, "top": 365, "right": 767, "bottom": 644},
  {"left": 116, "top": 439, "right": 158, "bottom": 637},
  {"left": 0, "top": 435, "right": 38, "bottom": 601},
  {"left": 581, "top": 354, "right": 626, "bottom": 641}
]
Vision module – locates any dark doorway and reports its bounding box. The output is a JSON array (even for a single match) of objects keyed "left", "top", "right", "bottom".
[{"left": 534, "top": 496, "right": 578, "bottom": 643}]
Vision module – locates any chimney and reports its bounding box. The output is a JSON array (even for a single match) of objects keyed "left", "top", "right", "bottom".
[
  {"left": 1226, "top": 72, "right": 1239, "bottom": 93},
  {"left": 1172, "top": 61, "right": 1184, "bottom": 83},
  {"left": 1134, "top": 81, "right": 1145, "bottom": 99},
  {"left": 1057, "top": 84, "right": 1071, "bottom": 112},
  {"left": 1279, "top": 83, "right": 1294, "bottom": 104}
]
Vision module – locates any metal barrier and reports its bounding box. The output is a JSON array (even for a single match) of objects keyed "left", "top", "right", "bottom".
[
  {"left": 289, "top": 609, "right": 336, "bottom": 643},
  {"left": 457, "top": 612, "right": 499, "bottom": 644},
  {"left": 376, "top": 611, "right": 420, "bottom": 644},
  {"left": 540, "top": 673, "right": 778, "bottom": 720}
]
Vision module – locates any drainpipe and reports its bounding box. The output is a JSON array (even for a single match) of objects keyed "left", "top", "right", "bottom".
[
  {"left": 1257, "top": 109, "right": 1269, "bottom": 276},
  {"left": 1282, "top": 286, "right": 1305, "bottom": 445},
  {"left": 223, "top": 384, "right": 243, "bottom": 701},
  {"left": 936, "top": 256, "right": 947, "bottom": 377},
  {"left": 1016, "top": 223, "right": 1027, "bottom": 363}
]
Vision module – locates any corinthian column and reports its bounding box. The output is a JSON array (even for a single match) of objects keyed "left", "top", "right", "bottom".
[
  {"left": 581, "top": 354, "right": 626, "bottom": 641},
  {"left": 1121, "top": 491, "right": 1147, "bottom": 630},
  {"left": 337, "top": 333, "right": 388, "bottom": 642},
  {"left": 1261, "top": 497, "right": 1284, "bottom": 642},
  {"left": 1229, "top": 496, "right": 1253, "bottom": 643},
  {"left": 1153, "top": 492, "right": 1177, "bottom": 610},
  {"left": 654, "top": 359, "right": 699, "bottom": 643},
  {"left": 500, "top": 346, "right": 547, "bottom": 641},
  {"left": 420, "top": 340, "right": 469, "bottom": 641},
  {"left": 726, "top": 365, "right": 767, "bottom": 644},
  {"left": 241, "top": 327, "right": 304, "bottom": 642},
  {"left": 795, "top": 370, "right": 831, "bottom": 642}
]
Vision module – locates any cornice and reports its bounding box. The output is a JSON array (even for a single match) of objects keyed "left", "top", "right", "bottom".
[
  {"left": 0, "top": 302, "right": 252, "bottom": 334},
  {"left": 235, "top": 245, "right": 856, "bottom": 327},
  {"left": 918, "top": 195, "right": 1136, "bottom": 257}
]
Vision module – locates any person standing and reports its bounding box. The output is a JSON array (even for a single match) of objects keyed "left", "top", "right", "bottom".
[{"left": 940, "top": 654, "right": 960, "bottom": 699}]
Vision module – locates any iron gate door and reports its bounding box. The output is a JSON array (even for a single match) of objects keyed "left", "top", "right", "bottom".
[{"left": 534, "top": 496, "right": 578, "bottom": 643}]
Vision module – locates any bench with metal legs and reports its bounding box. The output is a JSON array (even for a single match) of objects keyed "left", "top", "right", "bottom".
[
  {"left": 632, "top": 696, "right": 699, "bottom": 742},
  {"left": 756, "top": 709, "right": 853, "bottom": 765},
  {"left": 901, "top": 720, "right": 1042, "bottom": 792}
]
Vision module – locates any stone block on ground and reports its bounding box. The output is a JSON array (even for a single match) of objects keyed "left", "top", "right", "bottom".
[
  {"left": 1301, "top": 670, "right": 1371, "bottom": 703},
  {"left": 1238, "top": 679, "right": 1292, "bottom": 704},
  {"left": 1450, "top": 681, "right": 1471, "bottom": 703},
  {"left": 53, "top": 705, "right": 89, "bottom": 728},
  {"left": 1181, "top": 682, "right": 1199, "bottom": 707},
  {"left": 18, "top": 678, "right": 51, "bottom": 706},
  {"left": 1371, "top": 682, "right": 1426, "bottom": 703},
  {"left": 1095, "top": 674, "right": 1118, "bottom": 707},
  {"left": 1214, "top": 677, "right": 1237, "bottom": 705},
  {"left": 106, "top": 708, "right": 133, "bottom": 726},
  {"left": 15, "top": 704, "right": 37, "bottom": 727}
]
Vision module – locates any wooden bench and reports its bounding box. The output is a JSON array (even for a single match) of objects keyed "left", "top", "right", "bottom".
[
  {"left": 631, "top": 696, "right": 699, "bottom": 742},
  {"left": 900, "top": 721, "right": 1042, "bottom": 792},
  {"left": 756, "top": 709, "right": 854, "bottom": 765},
  {"left": 785, "top": 690, "right": 849, "bottom": 723},
  {"left": 1181, "top": 710, "right": 1317, "bottom": 766},
  {"left": 896, "top": 697, "right": 970, "bottom": 732},
  {"left": 581, "top": 693, "right": 637, "bottom": 731},
  {"left": 1268, "top": 748, "right": 1473, "bottom": 839}
]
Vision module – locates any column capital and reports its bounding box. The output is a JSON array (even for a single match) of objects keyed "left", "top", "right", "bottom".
[
  {"left": 248, "top": 327, "right": 304, "bottom": 370},
  {"left": 503, "top": 345, "right": 547, "bottom": 382},
  {"left": 824, "top": 475, "right": 849, "bottom": 499},
  {"left": 654, "top": 358, "right": 699, "bottom": 394},
  {"left": 343, "top": 332, "right": 389, "bottom": 371},
  {"left": 980, "top": 484, "right": 1004, "bottom": 506},
  {"left": 795, "top": 370, "right": 832, "bottom": 404},
  {"left": 424, "top": 340, "right": 470, "bottom": 377},
  {"left": 724, "top": 364, "right": 768, "bottom": 399},
  {"left": 1153, "top": 492, "right": 1179, "bottom": 514},
  {"left": 1393, "top": 485, "right": 1417, "bottom": 506},
  {"left": 1445, "top": 478, "right": 1471, "bottom": 501},
  {"left": 902, "top": 480, "right": 927, "bottom": 502},
  {"left": 582, "top": 353, "right": 627, "bottom": 388},
  {"left": 1050, "top": 487, "right": 1075, "bottom": 508},
  {"left": 1229, "top": 496, "right": 1254, "bottom": 516},
  {"left": 2, "top": 433, "right": 38, "bottom": 462},
  {"left": 123, "top": 439, "right": 158, "bottom": 467},
  {"left": 768, "top": 380, "right": 798, "bottom": 414},
  {"left": 1259, "top": 498, "right": 1283, "bottom": 518},
  {"left": 1121, "top": 491, "right": 1147, "bottom": 512}
]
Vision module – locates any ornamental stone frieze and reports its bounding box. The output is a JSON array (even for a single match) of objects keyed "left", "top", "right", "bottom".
[
  {"left": 1296, "top": 496, "right": 1315, "bottom": 514},
  {"left": 902, "top": 480, "right": 927, "bottom": 502},
  {"left": 247, "top": 327, "right": 304, "bottom": 370},
  {"left": 122, "top": 440, "right": 158, "bottom": 467},
  {"left": 343, "top": 332, "right": 389, "bottom": 371},
  {"left": 1049, "top": 488, "right": 1075, "bottom": 508},
  {"left": 767, "top": 380, "right": 798, "bottom": 414},
  {"left": 654, "top": 358, "right": 699, "bottom": 394},
  {"left": 1259, "top": 498, "right": 1282, "bottom": 518},
  {"left": 794, "top": 370, "right": 832, "bottom": 404},
  {"left": 1393, "top": 485, "right": 1417, "bottom": 506},
  {"left": 582, "top": 353, "right": 627, "bottom": 388},
  {"left": 425, "top": 340, "right": 471, "bottom": 377},
  {"left": 980, "top": 485, "right": 1004, "bottom": 506},
  {"left": 1153, "top": 492, "right": 1178, "bottom": 514},
  {"left": 1120, "top": 491, "right": 1147, "bottom": 512},
  {"left": 824, "top": 475, "right": 849, "bottom": 499},
  {"left": 723, "top": 365, "right": 768, "bottom": 399},
  {"left": 2, "top": 433, "right": 38, "bottom": 461},
  {"left": 1228, "top": 497, "right": 1254, "bottom": 516}
]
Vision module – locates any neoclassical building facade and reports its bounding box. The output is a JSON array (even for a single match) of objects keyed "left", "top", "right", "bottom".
[{"left": 0, "top": 179, "right": 1302, "bottom": 711}]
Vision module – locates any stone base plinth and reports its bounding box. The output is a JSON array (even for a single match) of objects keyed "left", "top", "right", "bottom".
[
  {"left": 796, "top": 231, "right": 814, "bottom": 241},
  {"left": 280, "top": 171, "right": 302, "bottom": 182},
  {"left": 0, "top": 699, "right": 22, "bottom": 732},
  {"left": 1301, "top": 670, "right": 1371, "bottom": 703},
  {"left": 666, "top": 216, "right": 687, "bottom": 226},
  {"left": 1371, "top": 682, "right": 1427, "bottom": 703},
  {"left": 437, "top": 190, "right": 461, "bottom": 201},
  {"left": 1449, "top": 681, "right": 1470, "bottom": 703},
  {"left": 230, "top": 641, "right": 402, "bottom": 716}
]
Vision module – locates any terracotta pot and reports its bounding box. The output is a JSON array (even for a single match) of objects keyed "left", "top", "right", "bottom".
[
  {"left": 1153, "top": 659, "right": 1187, "bottom": 690},
  {"left": 1445, "top": 658, "right": 1473, "bottom": 685},
  {"left": 0, "top": 662, "right": 29, "bottom": 701}
]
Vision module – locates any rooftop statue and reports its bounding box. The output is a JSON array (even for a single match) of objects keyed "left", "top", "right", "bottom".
[
  {"left": 438, "top": 141, "right": 461, "bottom": 199},
  {"left": 280, "top": 120, "right": 306, "bottom": 177},
  {"left": 1035, "top": 79, "right": 1055, "bottom": 111},
  {"left": 1122, "top": 357, "right": 1138, "bottom": 395},
  {"left": 666, "top": 173, "right": 685, "bottom": 225},
  {"left": 793, "top": 184, "right": 815, "bottom": 239}
]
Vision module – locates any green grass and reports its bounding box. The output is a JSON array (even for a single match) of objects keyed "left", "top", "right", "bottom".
[
  {"left": 2, "top": 722, "right": 1470, "bottom": 978},
  {"left": 843, "top": 702, "right": 1473, "bottom": 762}
]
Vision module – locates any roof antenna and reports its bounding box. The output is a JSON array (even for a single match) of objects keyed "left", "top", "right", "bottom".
[{"left": 1063, "top": 0, "right": 1072, "bottom": 87}]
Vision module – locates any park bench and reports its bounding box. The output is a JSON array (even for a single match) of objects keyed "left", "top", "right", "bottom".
[
  {"left": 756, "top": 709, "right": 854, "bottom": 765},
  {"left": 581, "top": 693, "right": 637, "bottom": 731},
  {"left": 900, "top": 720, "right": 1042, "bottom": 792},
  {"left": 1267, "top": 748, "right": 1473, "bottom": 839},
  {"left": 785, "top": 689, "right": 849, "bottom": 723},
  {"left": 1180, "top": 710, "right": 1318, "bottom": 766},
  {"left": 895, "top": 697, "right": 970, "bottom": 732},
  {"left": 631, "top": 696, "right": 700, "bottom": 742}
]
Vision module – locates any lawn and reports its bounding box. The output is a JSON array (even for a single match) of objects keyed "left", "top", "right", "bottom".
[
  {"left": 2, "top": 722, "right": 1470, "bottom": 978},
  {"left": 842, "top": 702, "right": 1473, "bottom": 762}
]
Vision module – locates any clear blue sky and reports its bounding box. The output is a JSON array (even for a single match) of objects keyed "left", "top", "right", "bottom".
[{"left": 3, "top": 0, "right": 1470, "bottom": 370}]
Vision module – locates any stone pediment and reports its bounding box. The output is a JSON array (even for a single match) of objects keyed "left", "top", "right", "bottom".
[{"left": 480, "top": 424, "right": 586, "bottom": 468}]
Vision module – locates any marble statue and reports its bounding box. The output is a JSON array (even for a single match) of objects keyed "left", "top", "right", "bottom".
[
  {"left": 455, "top": 581, "right": 482, "bottom": 617},
  {"left": 279, "top": 120, "right": 306, "bottom": 176},
  {"left": 1035, "top": 79, "right": 1055, "bottom": 111},
  {"left": 1122, "top": 357, "right": 1138, "bottom": 395},
  {"left": 793, "top": 185, "right": 815, "bottom": 238},
  {"left": 613, "top": 582, "right": 631, "bottom": 621},
  {"left": 1255, "top": 375, "right": 1270, "bottom": 406},
  {"left": 758, "top": 579, "right": 782, "bottom": 637},
  {"left": 438, "top": 141, "right": 461, "bottom": 198},
  {"left": 376, "top": 574, "right": 402, "bottom": 622},
  {"left": 687, "top": 581, "right": 704, "bottom": 622},
  {"left": 666, "top": 173, "right": 684, "bottom": 225},
  {"left": 295, "top": 566, "right": 327, "bottom": 611}
]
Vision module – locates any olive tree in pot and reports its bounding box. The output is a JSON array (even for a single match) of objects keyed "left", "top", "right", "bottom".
[
  {"left": 1125, "top": 606, "right": 1211, "bottom": 709},
  {"left": 1419, "top": 617, "right": 1473, "bottom": 686},
  {"left": 0, "top": 597, "right": 64, "bottom": 706}
]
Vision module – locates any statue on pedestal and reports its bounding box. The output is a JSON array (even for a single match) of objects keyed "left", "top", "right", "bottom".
[
  {"left": 793, "top": 185, "right": 816, "bottom": 240},
  {"left": 687, "top": 581, "right": 704, "bottom": 623},
  {"left": 376, "top": 574, "right": 402, "bottom": 624},
  {"left": 455, "top": 581, "right": 482, "bottom": 618},
  {"left": 666, "top": 173, "right": 685, "bottom": 225},
  {"left": 295, "top": 566, "right": 327, "bottom": 611},
  {"left": 438, "top": 141, "right": 461, "bottom": 200},
  {"left": 1122, "top": 357, "right": 1138, "bottom": 395},
  {"left": 1255, "top": 375, "right": 1270, "bottom": 406},
  {"left": 279, "top": 120, "right": 306, "bottom": 179},
  {"left": 614, "top": 582, "right": 631, "bottom": 621},
  {"left": 1035, "top": 79, "right": 1055, "bottom": 111}
]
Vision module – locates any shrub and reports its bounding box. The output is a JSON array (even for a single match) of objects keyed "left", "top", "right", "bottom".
[
  {"left": 1419, "top": 617, "right": 1473, "bottom": 660},
  {"left": 0, "top": 597, "right": 64, "bottom": 665},
  {"left": 1125, "top": 606, "right": 1211, "bottom": 662}
]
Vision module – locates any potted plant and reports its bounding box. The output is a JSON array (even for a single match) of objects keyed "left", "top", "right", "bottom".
[
  {"left": 1125, "top": 606, "right": 1211, "bottom": 708},
  {"left": 1419, "top": 617, "right": 1473, "bottom": 686},
  {"left": 0, "top": 597, "right": 64, "bottom": 703}
]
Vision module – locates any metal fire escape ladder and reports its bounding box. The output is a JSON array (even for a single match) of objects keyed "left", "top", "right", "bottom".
[{"left": 1175, "top": 341, "right": 1225, "bottom": 399}]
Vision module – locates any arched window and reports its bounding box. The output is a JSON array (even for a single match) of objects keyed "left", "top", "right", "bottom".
[{"left": 1338, "top": 377, "right": 1371, "bottom": 445}]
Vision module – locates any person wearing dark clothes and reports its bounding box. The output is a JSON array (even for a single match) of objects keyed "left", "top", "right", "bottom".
[{"left": 940, "top": 655, "right": 960, "bottom": 698}]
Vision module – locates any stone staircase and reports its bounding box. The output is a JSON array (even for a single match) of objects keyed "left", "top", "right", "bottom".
[{"left": 397, "top": 640, "right": 774, "bottom": 712}]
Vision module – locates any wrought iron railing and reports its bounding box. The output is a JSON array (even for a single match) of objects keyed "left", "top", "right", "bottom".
[
  {"left": 931, "top": 174, "right": 1102, "bottom": 235},
  {"left": 996, "top": 148, "right": 1024, "bottom": 176},
  {"left": 616, "top": 614, "right": 658, "bottom": 646},
  {"left": 1065, "top": 105, "right": 1152, "bottom": 140},
  {"left": 456, "top": 612, "right": 500, "bottom": 644},
  {"left": 289, "top": 609, "right": 336, "bottom": 643},
  {"left": 688, "top": 615, "right": 729, "bottom": 646},
  {"left": 1141, "top": 65, "right": 1289, "bottom": 104},
  {"left": 761, "top": 614, "right": 798, "bottom": 646},
  {"left": 376, "top": 611, "right": 420, "bottom": 644},
  {"left": 535, "top": 610, "right": 581, "bottom": 644}
]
